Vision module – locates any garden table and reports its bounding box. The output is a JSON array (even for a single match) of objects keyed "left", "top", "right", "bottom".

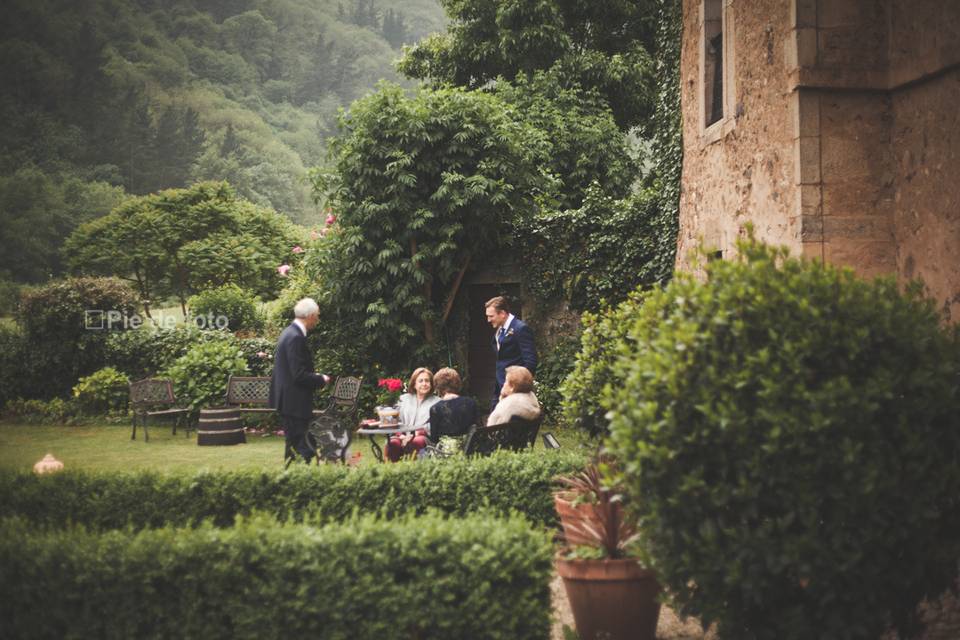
[{"left": 356, "top": 422, "right": 422, "bottom": 463}]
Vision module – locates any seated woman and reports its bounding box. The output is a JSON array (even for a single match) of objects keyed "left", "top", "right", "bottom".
[
  {"left": 486, "top": 366, "right": 540, "bottom": 426},
  {"left": 428, "top": 368, "right": 480, "bottom": 441},
  {"left": 385, "top": 367, "right": 439, "bottom": 462}
]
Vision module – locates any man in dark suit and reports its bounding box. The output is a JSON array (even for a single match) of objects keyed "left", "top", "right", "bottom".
[
  {"left": 269, "top": 297, "right": 330, "bottom": 464},
  {"left": 485, "top": 296, "right": 537, "bottom": 409}
]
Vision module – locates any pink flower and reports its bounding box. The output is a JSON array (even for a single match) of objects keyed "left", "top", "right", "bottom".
[
  {"left": 256, "top": 351, "right": 268, "bottom": 358},
  {"left": 292, "top": 245, "right": 304, "bottom": 254},
  {"left": 277, "top": 264, "right": 291, "bottom": 276},
  {"left": 326, "top": 214, "right": 336, "bottom": 226},
  {"left": 319, "top": 227, "right": 328, "bottom": 237},
  {"left": 310, "top": 230, "right": 320, "bottom": 240}
]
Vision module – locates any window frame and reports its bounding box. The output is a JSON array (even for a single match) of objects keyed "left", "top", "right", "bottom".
[{"left": 700, "top": 0, "right": 737, "bottom": 146}]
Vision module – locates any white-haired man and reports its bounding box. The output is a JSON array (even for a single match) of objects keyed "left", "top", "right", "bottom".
[{"left": 269, "top": 298, "right": 330, "bottom": 464}]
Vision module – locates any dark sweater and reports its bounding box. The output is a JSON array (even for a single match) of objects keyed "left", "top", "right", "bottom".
[{"left": 428, "top": 396, "right": 479, "bottom": 439}]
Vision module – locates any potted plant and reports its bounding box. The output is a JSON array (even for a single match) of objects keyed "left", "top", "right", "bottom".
[{"left": 554, "top": 460, "right": 661, "bottom": 640}]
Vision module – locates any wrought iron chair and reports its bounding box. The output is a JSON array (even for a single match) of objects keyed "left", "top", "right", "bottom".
[
  {"left": 129, "top": 378, "right": 192, "bottom": 442},
  {"left": 224, "top": 376, "right": 274, "bottom": 414},
  {"left": 302, "top": 376, "right": 363, "bottom": 464},
  {"left": 463, "top": 413, "right": 544, "bottom": 457}
]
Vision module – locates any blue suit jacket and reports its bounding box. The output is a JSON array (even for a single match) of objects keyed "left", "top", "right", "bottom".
[
  {"left": 268, "top": 323, "right": 327, "bottom": 419},
  {"left": 492, "top": 317, "right": 537, "bottom": 394}
]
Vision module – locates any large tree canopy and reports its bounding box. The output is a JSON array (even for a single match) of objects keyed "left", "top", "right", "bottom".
[
  {"left": 492, "top": 72, "right": 637, "bottom": 210},
  {"left": 310, "top": 83, "right": 551, "bottom": 367},
  {"left": 63, "top": 181, "right": 300, "bottom": 314},
  {"left": 397, "top": 0, "right": 657, "bottom": 130}
]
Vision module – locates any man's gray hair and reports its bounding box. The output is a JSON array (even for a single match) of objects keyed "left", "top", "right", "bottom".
[{"left": 293, "top": 298, "right": 320, "bottom": 319}]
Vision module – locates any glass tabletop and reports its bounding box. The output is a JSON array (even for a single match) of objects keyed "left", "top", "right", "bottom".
[{"left": 356, "top": 423, "right": 421, "bottom": 435}]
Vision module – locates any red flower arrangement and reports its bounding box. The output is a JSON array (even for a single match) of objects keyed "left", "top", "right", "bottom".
[
  {"left": 378, "top": 378, "right": 403, "bottom": 393},
  {"left": 376, "top": 377, "right": 404, "bottom": 407}
]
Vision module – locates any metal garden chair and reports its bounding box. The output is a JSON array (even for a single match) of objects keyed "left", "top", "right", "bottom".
[{"left": 129, "top": 378, "right": 192, "bottom": 441}]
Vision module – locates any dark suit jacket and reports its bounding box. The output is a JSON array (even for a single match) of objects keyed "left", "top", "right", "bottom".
[
  {"left": 492, "top": 316, "right": 537, "bottom": 389},
  {"left": 269, "top": 323, "right": 327, "bottom": 419}
]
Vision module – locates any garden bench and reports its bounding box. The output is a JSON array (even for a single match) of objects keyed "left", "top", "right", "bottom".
[
  {"left": 129, "top": 378, "right": 192, "bottom": 442},
  {"left": 463, "top": 413, "right": 544, "bottom": 457},
  {"left": 224, "top": 375, "right": 274, "bottom": 414}
]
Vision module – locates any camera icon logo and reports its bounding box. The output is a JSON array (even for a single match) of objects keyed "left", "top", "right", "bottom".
[{"left": 84, "top": 310, "right": 105, "bottom": 330}]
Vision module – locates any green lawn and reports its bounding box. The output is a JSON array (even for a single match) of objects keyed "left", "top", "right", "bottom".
[
  {"left": 0, "top": 423, "right": 287, "bottom": 473},
  {"left": 0, "top": 421, "right": 596, "bottom": 474}
]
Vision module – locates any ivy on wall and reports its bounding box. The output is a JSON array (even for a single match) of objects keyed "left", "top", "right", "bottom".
[
  {"left": 649, "top": 0, "right": 683, "bottom": 284},
  {"left": 521, "top": 0, "right": 683, "bottom": 313}
]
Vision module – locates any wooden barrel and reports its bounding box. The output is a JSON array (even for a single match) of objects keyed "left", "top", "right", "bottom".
[{"left": 197, "top": 407, "right": 246, "bottom": 446}]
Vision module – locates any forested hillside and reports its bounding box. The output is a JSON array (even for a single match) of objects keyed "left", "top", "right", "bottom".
[{"left": 0, "top": 0, "right": 444, "bottom": 284}]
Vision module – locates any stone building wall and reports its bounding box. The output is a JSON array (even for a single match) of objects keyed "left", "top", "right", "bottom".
[
  {"left": 892, "top": 70, "right": 960, "bottom": 321},
  {"left": 677, "top": 0, "right": 800, "bottom": 267},
  {"left": 678, "top": 0, "right": 960, "bottom": 319},
  {"left": 888, "top": 1, "right": 960, "bottom": 321}
]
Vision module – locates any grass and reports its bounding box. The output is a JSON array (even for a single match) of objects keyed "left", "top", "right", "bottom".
[
  {"left": 0, "top": 420, "right": 597, "bottom": 474},
  {"left": 0, "top": 423, "right": 286, "bottom": 473}
]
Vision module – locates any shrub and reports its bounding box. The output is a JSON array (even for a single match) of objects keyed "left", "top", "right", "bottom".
[
  {"left": 0, "top": 512, "right": 553, "bottom": 640},
  {"left": 0, "top": 278, "right": 21, "bottom": 315},
  {"left": 14, "top": 277, "right": 137, "bottom": 398},
  {"left": 187, "top": 284, "right": 263, "bottom": 333},
  {"left": 105, "top": 326, "right": 235, "bottom": 380},
  {"left": 561, "top": 289, "right": 648, "bottom": 437},
  {"left": 2, "top": 397, "right": 79, "bottom": 424},
  {"left": 0, "top": 325, "right": 27, "bottom": 408},
  {"left": 534, "top": 334, "right": 581, "bottom": 425},
  {"left": 164, "top": 340, "right": 249, "bottom": 412},
  {"left": 236, "top": 336, "right": 275, "bottom": 376},
  {"left": 72, "top": 367, "right": 130, "bottom": 414},
  {"left": 606, "top": 237, "right": 960, "bottom": 640},
  {"left": 0, "top": 450, "right": 587, "bottom": 531}
]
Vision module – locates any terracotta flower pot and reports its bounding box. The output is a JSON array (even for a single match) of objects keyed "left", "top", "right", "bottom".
[{"left": 556, "top": 555, "right": 661, "bottom": 640}]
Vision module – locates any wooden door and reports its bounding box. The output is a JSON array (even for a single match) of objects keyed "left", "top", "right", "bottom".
[{"left": 466, "top": 283, "right": 522, "bottom": 400}]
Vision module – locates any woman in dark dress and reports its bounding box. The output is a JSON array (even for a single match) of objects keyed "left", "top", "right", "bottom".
[{"left": 428, "top": 368, "right": 479, "bottom": 441}]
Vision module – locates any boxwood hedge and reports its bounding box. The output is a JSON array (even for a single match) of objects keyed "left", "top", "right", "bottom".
[
  {"left": 0, "top": 512, "right": 552, "bottom": 639},
  {"left": 0, "top": 450, "right": 585, "bottom": 531},
  {"left": 606, "top": 237, "right": 960, "bottom": 639}
]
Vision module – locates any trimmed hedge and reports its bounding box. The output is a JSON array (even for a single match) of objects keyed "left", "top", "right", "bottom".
[
  {"left": 0, "top": 512, "right": 553, "bottom": 639},
  {"left": 607, "top": 237, "right": 960, "bottom": 639},
  {"left": 0, "top": 450, "right": 586, "bottom": 531}
]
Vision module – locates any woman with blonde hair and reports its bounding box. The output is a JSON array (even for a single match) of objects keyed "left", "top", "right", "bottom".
[{"left": 385, "top": 367, "right": 438, "bottom": 462}]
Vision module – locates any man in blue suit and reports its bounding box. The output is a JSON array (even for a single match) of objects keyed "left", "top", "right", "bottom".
[
  {"left": 485, "top": 296, "right": 537, "bottom": 409},
  {"left": 269, "top": 298, "right": 330, "bottom": 464}
]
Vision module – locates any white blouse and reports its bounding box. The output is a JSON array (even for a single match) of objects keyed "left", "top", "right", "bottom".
[{"left": 397, "top": 393, "right": 440, "bottom": 431}]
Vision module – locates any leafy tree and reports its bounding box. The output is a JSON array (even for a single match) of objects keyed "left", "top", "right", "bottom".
[
  {"left": 64, "top": 181, "right": 300, "bottom": 315},
  {"left": 0, "top": 166, "right": 124, "bottom": 282},
  {"left": 0, "top": 0, "right": 446, "bottom": 225},
  {"left": 522, "top": 186, "right": 661, "bottom": 312},
  {"left": 493, "top": 72, "right": 637, "bottom": 210},
  {"left": 381, "top": 8, "right": 407, "bottom": 48},
  {"left": 154, "top": 105, "right": 206, "bottom": 190},
  {"left": 310, "top": 83, "right": 551, "bottom": 369},
  {"left": 397, "top": 0, "right": 658, "bottom": 130}
]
